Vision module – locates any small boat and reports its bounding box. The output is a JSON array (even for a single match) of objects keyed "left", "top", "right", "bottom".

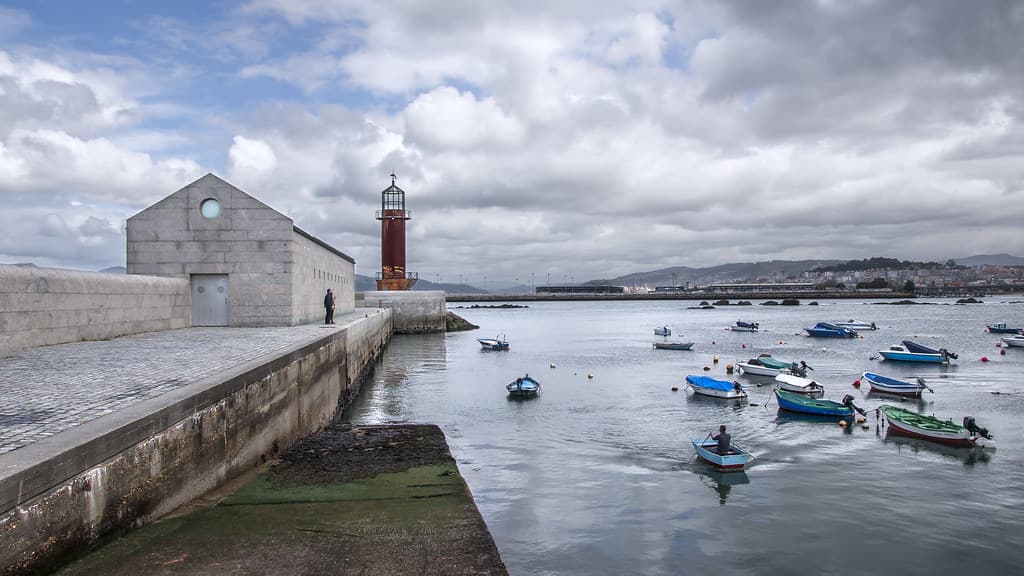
[
  {"left": 690, "top": 438, "right": 755, "bottom": 471},
  {"left": 737, "top": 355, "right": 811, "bottom": 377},
  {"left": 730, "top": 321, "right": 759, "bottom": 332},
  {"left": 986, "top": 323, "right": 1023, "bottom": 334},
  {"left": 1002, "top": 335, "right": 1024, "bottom": 348},
  {"left": 654, "top": 326, "right": 671, "bottom": 336},
  {"left": 736, "top": 358, "right": 782, "bottom": 377},
  {"left": 774, "top": 374, "right": 824, "bottom": 395},
  {"left": 804, "top": 322, "right": 858, "bottom": 338},
  {"left": 877, "top": 340, "right": 957, "bottom": 363},
  {"left": 862, "top": 371, "right": 929, "bottom": 397},
  {"left": 836, "top": 319, "right": 877, "bottom": 330},
  {"left": 478, "top": 336, "right": 510, "bottom": 350},
  {"left": 774, "top": 389, "right": 863, "bottom": 417},
  {"left": 880, "top": 405, "right": 993, "bottom": 447},
  {"left": 684, "top": 375, "right": 747, "bottom": 399},
  {"left": 653, "top": 342, "right": 694, "bottom": 351},
  {"left": 506, "top": 374, "right": 541, "bottom": 398}
]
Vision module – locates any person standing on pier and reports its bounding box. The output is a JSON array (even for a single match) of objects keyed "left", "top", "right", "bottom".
[{"left": 324, "top": 289, "right": 335, "bottom": 324}]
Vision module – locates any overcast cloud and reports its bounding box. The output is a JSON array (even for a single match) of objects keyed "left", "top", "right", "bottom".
[{"left": 1, "top": 0, "right": 1022, "bottom": 283}]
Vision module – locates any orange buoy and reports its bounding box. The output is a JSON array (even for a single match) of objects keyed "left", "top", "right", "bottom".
[
  {"left": 726, "top": 363, "right": 734, "bottom": 374},
  {"left": 588, "top": 373, "right": 594, "bottom": 379},
  {"left": 853, "top": 380, "right": 861, "bottom": 388},
  {"left": 1001, "top": 349, "right": 1007, "bottom": 356},
  {"left": 996, "top": 342, "right": 1003, "bottom": 347},
  {"left": 838, "top": 420, "right": 848, "bottom": 427},
  {"left": 713, "top": 355, "right": 719, "bottom": 364}
]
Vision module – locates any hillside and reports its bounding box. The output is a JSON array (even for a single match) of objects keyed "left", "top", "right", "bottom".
[{"left": 586, "top": 259, "right": 843, "bottom": 288}]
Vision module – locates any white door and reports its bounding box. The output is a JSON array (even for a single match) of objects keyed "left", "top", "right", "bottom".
[{"left": 191, "top": 274, "right": 228, "bottom": 326}]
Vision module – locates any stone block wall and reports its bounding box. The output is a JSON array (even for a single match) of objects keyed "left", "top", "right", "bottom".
[
  {"left": 355, "top": 291, "right": 446, "bottom": 333},
  {"left": 291, "top": 228, "right": 355, "bottom": 325},
  {"left": 0, "top": 266, "right": 190, "bottom": 358}
]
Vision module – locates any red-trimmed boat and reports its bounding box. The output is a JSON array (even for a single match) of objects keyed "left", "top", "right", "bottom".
[{"left": 880, "top": 405, "right": 994, "bottom": 448}]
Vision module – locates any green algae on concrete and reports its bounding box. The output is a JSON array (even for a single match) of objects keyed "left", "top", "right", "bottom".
[{"left": 55, "top": 425, "right": 507, "bottom": 576}]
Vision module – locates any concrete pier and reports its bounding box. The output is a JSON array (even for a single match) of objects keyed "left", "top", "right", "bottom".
[{"left": 0, "top": 310, "right": 392, "bottom": 574}]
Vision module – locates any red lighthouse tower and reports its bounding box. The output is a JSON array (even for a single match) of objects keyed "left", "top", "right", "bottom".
[{"left": 376, "top": 174, "right": 417, "bottom": 290}]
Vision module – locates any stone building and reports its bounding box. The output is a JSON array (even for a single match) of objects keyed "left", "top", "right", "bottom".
[{"left": 127, "top": 174, "right": 354, "bottom": 327}]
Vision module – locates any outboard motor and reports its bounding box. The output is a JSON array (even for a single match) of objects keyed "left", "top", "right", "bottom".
[
  {"left": 733, "top": 381, "right": 743, "bottom": 392},
  {"left": 842, "top": 394, "right": 867, "bottom": 416},
  {"left": 790, "top": 362, "right": 807, "bottom": 377},
  {"left": 940, "top": 348, "right": 959, "bottom": 360},
  {"left": 963, "top": 416, "right": 993, "bottom": 439}
]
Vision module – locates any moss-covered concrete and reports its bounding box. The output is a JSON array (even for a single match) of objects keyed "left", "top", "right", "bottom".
[{"left": 54, "top": 425, "right": 506, "bottom": 576}]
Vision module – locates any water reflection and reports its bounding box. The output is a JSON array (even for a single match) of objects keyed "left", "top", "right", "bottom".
[
  {"left": 883, "top": 433, "right": 995, "bottom": 466},
  {"left": 694, "top": 469, "right": 750, "bottom": 505}
]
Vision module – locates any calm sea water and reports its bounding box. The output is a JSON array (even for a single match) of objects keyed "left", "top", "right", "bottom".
[{"left": 341, "top": 299, "right": 1024, "bottom": 575}]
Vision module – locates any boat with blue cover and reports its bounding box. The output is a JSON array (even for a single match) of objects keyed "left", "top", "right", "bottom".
[
  {"left": 691, "top": 438, "right": 755, "bottom": 471},
  {"left": 804, "top": 322, "right": 858, "bottom": 338},
  {"left": 774, "top": 388, "right": 864, "bottom": 417},
  {"left": 861, "top": 371, "right": 930, "bottom": 397},
  {"left": 507, "top": 374, "right": 541, "bottom": 398},
  {"left": 877, "top": 340, "right": 957, "bottom": 363},
  {"left": 685, "top": 375, "right": 747, "bottom": 399}
]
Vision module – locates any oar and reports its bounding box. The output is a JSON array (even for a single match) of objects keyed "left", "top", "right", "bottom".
[{"left": 915, "top": 376, "right": 934, "bottom": 394}]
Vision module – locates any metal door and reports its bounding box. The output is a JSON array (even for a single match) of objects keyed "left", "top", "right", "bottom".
[{"left": 191, "top": 274, "right": 228, "bottom": 326}]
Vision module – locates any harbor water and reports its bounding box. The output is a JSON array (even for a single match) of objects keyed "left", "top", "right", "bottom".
[{"left": 342, "top": 299, "right": 1024, "bottom": 575}]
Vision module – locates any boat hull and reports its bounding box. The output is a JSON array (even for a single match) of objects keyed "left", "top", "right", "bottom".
[
  {"left": 506, "top": 376, "right": 541, "bottom": 397},
  {"left": 862, "top": 372, "right": 923, "bottom": 397},
  {"left": 691, "top": 439, "right": 754, "bottom": 471},
  {"left": 877, "top": 350, "right": 945, "bottom": 363},
  {"left": 987, "top": 324, "right": 1023, "bottom": 334},
  {"left": 478, "top": 338, "right": 509, "bottom": 350},
  {"left": 880, "top": 406, "right": 975, "bottom": 447},
  {"left": 774, "top": 389, "right": 852, "bottom": 417},
  {"left": 736, "top": 362, "right": 780, "bottom": 377},
  {"left": 1002, "top": 336, "right": 1024, "bottom": 348},
  {"left": 653, "top": 342, "right": 694, "bottom": 350},
  {"left": 837, "top": 321, "right": 877, "bottom": 330}
]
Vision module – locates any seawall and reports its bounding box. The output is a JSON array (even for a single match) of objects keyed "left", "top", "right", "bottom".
[
  {"left": 0, "top": 265, "right": 190, "bottom": 358},
  {"left": 0, "top": 310, "right": 392, "bottom": 575},
  {"left": 356, "top": 291, "right": 446, "bottom": 333}
]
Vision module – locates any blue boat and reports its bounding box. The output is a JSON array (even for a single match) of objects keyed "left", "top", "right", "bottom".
[
  {"left": 987, "top": 323, "right": 1023, "bottom": 334},
  {"left": 690, "top": 438, "right": 755, "bottom": 471},
  {"left": 478, "top": 336, "right": 509, "bottom": 350},
  {"left": 685, "top": 375, "right": 747, "bottom": 399},
  {"left": 862, "top": 371, "right": 930, "bottom": 397},
  {"left": 507, "top": 374, "right": 541, "bottom": 397},
  {"left": 774, "top": 388, "right": 863, "bottom": 417},
  {"left": 804, "top": 322, "right": 858, "bottom": 338},
  {"left": 877, "top": 340, "right": 957, "bottom": 363}
]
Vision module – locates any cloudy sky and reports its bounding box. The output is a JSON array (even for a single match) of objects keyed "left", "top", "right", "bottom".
[{"left": 2, "top": 1, "right": 1023, "bottom": 285}]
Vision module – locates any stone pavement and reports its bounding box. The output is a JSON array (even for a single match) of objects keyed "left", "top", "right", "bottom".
[{"left": 0, "top": 313, "right": 362, "bottom": 455}]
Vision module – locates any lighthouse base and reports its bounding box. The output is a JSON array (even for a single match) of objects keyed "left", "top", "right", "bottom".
[{"left": 377, "top": 277, "right": 418, "bottom": 291}]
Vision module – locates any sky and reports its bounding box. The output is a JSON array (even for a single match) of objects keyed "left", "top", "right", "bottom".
[{"left": 1, "top": 1, "right": 1023, "bottom": 286}]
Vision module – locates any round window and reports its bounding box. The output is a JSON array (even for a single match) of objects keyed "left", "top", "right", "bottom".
[{"left": 200, "top": 198, "right": 222, "bottom": 219}]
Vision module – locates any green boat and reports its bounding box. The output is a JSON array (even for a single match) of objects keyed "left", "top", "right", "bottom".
[
  {"left": 880, "top": 405, "right": 992, "bottom": 447},
  {"left": 774, "top": 388, "right": 862, "bottom": 417}
]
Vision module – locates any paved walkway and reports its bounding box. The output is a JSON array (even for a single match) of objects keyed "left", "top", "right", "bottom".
[{"left": 0, "top": 313, "right": 363, "bottom": 455}]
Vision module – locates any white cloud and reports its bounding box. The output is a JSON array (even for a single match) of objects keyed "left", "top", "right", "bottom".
[
  {"left": 228, "top": 135, "right": 278, "bottom": 174},
  {"left": 404, "top": 87, "right": 525, "bottom": 151}
]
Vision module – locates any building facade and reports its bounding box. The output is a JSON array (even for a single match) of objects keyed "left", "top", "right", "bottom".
[{"left": 127, "top": 173, "right": 354, "bottom": 327}]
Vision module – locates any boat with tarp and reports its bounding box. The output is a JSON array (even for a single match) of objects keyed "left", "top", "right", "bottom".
[
  {"left": 878, "top": 340, "right": 957, "bottom": 363},
  {"left": 685, "top": 375, "right": 747, "bottom": 399},
  {"left": 774, "top": 373, "right": 824, "bottom": 395},
  {"left": 730, "top": 321, "right": 759, "bottom": 332}
]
